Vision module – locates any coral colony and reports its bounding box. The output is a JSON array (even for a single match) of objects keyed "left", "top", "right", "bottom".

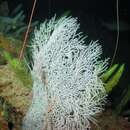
[{"left": 22, "top": 16, "right": 108, "bottom": 130}]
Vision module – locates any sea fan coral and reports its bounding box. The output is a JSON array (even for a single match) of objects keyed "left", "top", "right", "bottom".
[{"left": 22, "top": 16, "right": 108, "bottom": 130}]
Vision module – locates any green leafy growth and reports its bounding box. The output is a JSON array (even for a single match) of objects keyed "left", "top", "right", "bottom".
[
  {"left": 3, "top": 51, "right": 32, "bottom": 89},
  {"left": 56, "top": 11, "right": 71, "bottom": 21},
  {"left": 114, "top": 85, "right": 130, "bottom": 115},
  {"left": 0, "top": 4, "right": 39, "bottom": 38},
  {"left": 11, "top": 4, "right": 23, "bottom": 15},
  {"left": 60, "top": 10, "right": 71, "bottom": 17},
  {"left": 102, "top": 64, "right": 125, "bottom": 93},
  {"left": 102, "top": 64, "right": 119, "bottom": 82}
]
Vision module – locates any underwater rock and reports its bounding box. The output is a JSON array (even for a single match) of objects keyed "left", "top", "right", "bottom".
[{"left": 0, "top": 65, "right": 31, "bottom": 114}]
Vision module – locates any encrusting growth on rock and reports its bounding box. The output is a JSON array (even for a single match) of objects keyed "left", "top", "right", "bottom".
[{"left": 22, "top": 16, "right": 108, "bottom": 130}]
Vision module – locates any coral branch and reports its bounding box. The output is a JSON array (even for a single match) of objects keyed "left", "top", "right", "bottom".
[{"left": 23, "top": 16, "right": 108, "bottom": 130}]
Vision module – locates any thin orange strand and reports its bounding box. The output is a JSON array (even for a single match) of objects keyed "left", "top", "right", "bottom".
[{"left": 19, "top": 0, "right": 37, "bottom": 59}]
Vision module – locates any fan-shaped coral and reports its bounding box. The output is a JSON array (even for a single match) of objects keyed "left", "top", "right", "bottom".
[{"left": 22, "top": 16, "right": 108, "bottom": 130}]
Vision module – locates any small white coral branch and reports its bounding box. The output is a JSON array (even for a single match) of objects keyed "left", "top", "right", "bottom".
[{"left": 22, "top": 16, "right": 108, "bottom": 130}]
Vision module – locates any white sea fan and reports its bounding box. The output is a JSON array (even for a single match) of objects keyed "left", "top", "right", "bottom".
[{"left": 22, "top": 16, "right": 108, "bottom": 130}]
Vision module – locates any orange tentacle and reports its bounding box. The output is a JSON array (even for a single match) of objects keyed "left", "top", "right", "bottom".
[{"left": 19, "top": 0, "right": 37, "bottom": 60}]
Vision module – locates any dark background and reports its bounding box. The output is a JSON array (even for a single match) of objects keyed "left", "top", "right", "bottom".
[
  {"left": 6, "top": 0, "right": 129, "bottom": 63},
  {"left": 3, "top": 0, "right": 130, "bottom": 103}
]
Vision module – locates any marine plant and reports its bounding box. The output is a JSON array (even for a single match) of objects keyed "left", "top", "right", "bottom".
[
  {"left": 102, "top": 64, "right": 130, "bottom": 117},
  {"left": 115, "top": 84, "right": 130, "bottom": 116},
  {"left": 0, "top": 3, "right": 38, "bottom": 39},
  {"left": 0, "top": 3, "right": 39, "bottom": 65},
  {"left": 2, "top": 51, "right": 32, "bottom": 89},
  {"left": 22, "top": 16, "right": 108, "bottom": 130},
  {"left": 102, "top": 64, "right": 125, "bottom": 93}
]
